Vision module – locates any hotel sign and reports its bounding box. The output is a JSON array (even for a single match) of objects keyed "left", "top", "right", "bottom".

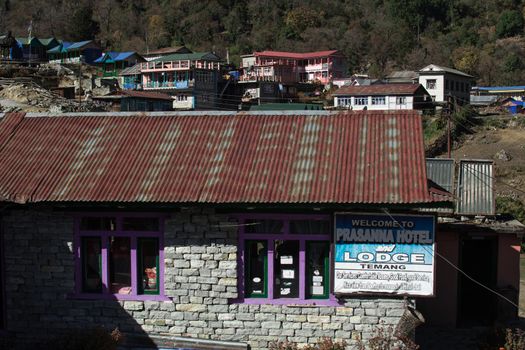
[{"left": 334, "top": 213, "right": 435, "bottom": 296}]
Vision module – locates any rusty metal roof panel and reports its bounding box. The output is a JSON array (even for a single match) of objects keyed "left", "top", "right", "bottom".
[
  {"left": 456, "top": 160, "right": 495, "bottom": 215},
  {"left": 426, "top": 158, "right": 455, "bottom": 193},
  {"left": 0, "top": 111, "right": 432, "bottom": 204}
]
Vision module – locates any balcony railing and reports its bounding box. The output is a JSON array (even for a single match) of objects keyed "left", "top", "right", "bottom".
[
  {"left": 143, "top": 80, "right": 193, "bottom": 89},
  {"left": 102, "top": 71, "right": 119, "bottom": 77}
]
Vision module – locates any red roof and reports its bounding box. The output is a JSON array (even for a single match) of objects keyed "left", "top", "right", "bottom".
[
  {"left": 333, "top": 84, "right": 424, "bottom": 96},
  {"left": 0, "top": 111, "right": 432, "bottom": 204},
  {"left": 254, "top": 50, "right": 341, "bottom": 59},
  {"left": 119, "top": 90, "right": 173, "bottom": 101}
]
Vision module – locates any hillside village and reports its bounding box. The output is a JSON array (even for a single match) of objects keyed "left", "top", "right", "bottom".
[
  {"left": 0, "top": 33, "right": 488, "bottom": 113},
  {"left": 2, "top": 12, "right": 525, "bottom": 350}
]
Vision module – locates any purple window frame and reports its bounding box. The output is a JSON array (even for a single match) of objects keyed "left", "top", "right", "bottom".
[
  {"left": 236, "top": 213, "right": 340, "bottom": 306},
  {"left": 72, "top": 213, "right": 169, "bottom": 301}
]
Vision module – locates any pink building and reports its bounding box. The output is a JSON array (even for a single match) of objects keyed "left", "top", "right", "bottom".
[{"left": 240, "top": 50, "right": 347, "bottom": 85}]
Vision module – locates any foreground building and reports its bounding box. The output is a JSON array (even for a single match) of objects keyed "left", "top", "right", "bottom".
[{"left": 0, "top": 111, "right": 520, "bottom": 349}]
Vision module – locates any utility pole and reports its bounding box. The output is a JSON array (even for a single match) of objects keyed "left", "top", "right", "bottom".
[
  {"left": 78, "top": 59, "right": 82, "bottom": 108},
  {"left": 446, "top": 95, "right": 453, "bottom": 158}
]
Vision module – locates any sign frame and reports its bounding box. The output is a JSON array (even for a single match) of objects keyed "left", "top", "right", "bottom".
[{"left": 333, "top": 212, "right": 436, "bottom": 298}]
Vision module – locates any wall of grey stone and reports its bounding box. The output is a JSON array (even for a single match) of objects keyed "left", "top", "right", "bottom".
[{"left": 1, "top": 207, "right": 408, "bottom": 350}]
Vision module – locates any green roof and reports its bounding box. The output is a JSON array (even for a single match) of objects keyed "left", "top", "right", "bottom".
[
  {"left": 16, "top": 37, "right": 43, "bottom": 46},
  {"left": 153, "top": 52, "right": 221, "bottom": 62},
  {"left": 39, "top": 38, "right": 59, "bottom": 47},
  {"left": 249, "top": 103, "right": 324, "bottom": 111}
]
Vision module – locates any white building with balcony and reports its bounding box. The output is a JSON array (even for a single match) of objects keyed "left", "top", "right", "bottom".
[{"left": 418, "top": 64, "right": 473, "bottom": 105}]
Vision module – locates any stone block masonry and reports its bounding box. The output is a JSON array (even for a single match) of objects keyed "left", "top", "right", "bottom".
[{"left": 0, "top": 208, "right": 408, "bottom": 350}]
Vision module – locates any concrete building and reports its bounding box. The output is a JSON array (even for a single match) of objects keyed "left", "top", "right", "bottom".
[
  {"left": 418, "top": 64, "right": 473, "bottom": 105},
  {"left": 332, "top": 83, "right": 431, "bottom": 110},
  {"left": 139, "top": 52, "right": 222, "bottom": 110},
  {"left": 240, "top": 50, "right": 347, "bottom": 85}
]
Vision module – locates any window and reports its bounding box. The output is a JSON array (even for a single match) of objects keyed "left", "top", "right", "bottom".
[
  {"left": 371, "top": 96, "right": 386, "bottom": 105},
  {"left": 75, "top": 214, "right": 165, "bottom": 300},
  {"left": 354, "top": 96, "right": 368, "bottom": 105},
  {"left": 238, "top": 215, "right": 334, "bottom": 305},
  {"left": 337, "top": 97, "right": 351, "bottom": 107},
  {"left": 426, "top": 79, "right": 436, "bottom": 90},
  {"left": 445, "top": 79, "right": 449, "bottom": 90},
  {"left": 177, "top": 94, "right": 188, "bottom": 102},
  {"left": 396, "top": 96, "right": 407, "bottom": 105}
]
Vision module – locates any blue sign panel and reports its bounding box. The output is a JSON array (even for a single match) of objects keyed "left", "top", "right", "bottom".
[
  {"left": 334, "top": 213, "right": 435, "bottom": 296},
  {"left": 175, "top": 81, "right": 189, "bottom": 89}
]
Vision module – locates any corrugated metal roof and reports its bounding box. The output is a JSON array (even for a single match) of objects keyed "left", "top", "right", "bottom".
[
  {"left": 470, "top": 95, "right": 498, "bottom": 106},
  {"left": 254, "top": 50, "right": 341, "bottom": 59},
  {"left": 0, "top": 111, "right": 432, "bottom": 205},
  {"left": 153, "top": 52, "right": 221, "bottom": 63},
  {"left": 67, "top": 40, "right": 93, "bottom": 50},
  {"left": 143, "top": 46, "right": 192, "bottom": 56},
  {"left": 333, "top": 84, "right": 424, "bottom": 96},
  {"left": 120, "top": 64, "right": 141, "bottom": 76},
  {"left": 419, "top": 64, "right": 473, "bottom": 78},
  {"left": 426, "top": 158, "right": 455, "bottom": 193},
  {"left": 119, "top": 90, "right": 173, "bottom": 101},
  {"left": 473, "top": 86, "right": 525, "bottom": 92},
  {"left": 95, "top": 51, "right": 140, "bottom": 63},
  {"left": 456, "top": 160, "right": 495, "bottom": 215}
]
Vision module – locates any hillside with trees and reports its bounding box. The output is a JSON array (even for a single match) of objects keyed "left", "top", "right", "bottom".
[{"left": 2, "top": 0, "right": 525, "bottom": 85}]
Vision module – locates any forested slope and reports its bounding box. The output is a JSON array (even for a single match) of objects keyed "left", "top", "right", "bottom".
[{"left": 1, "top": 0, "right": 525, "bottom": 85}]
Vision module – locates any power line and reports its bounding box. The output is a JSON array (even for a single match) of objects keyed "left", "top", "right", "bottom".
[{"left": 381, "top": 209, "right": 523, "bottom": 313}]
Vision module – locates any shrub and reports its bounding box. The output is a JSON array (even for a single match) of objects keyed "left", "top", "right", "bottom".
[
  {"left": 270, "top": 337, "right": 347, "bottom": 350},
  {"left": 505, "top": 328, "right": 525, "bottom": 350},
  {"left": 269, "top": 340, "right": 299, "bottom": 350},
  {"left": 304, "top": 337, "right": 347, "bottom": 350}
]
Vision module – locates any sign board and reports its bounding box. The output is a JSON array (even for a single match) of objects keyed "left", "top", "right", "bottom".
[{"left": 334, "top": 213, "right": 435, "bottom": 296}]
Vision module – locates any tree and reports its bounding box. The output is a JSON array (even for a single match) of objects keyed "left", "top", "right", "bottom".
[
  {"left": 496, "top": 10, "right": 523, "bottom": 38},
  {"left": 452, "top": 46, "right": 479, "bottom": 75},
  {"left": 67, "top": 4, "right": 98, "bottom": 41},
  {"left": 284, "top": 6, "right": 321, "bottom": 39}
]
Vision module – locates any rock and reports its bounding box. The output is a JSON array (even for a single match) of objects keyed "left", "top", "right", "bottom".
[{"left": 495, "top": 149, "right": 512, "bottom": 161}]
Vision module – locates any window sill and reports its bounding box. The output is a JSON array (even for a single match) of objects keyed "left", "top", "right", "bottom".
[
  {"left": 68, "top": 293, "right": 171, "bottom": 302},
  {"left": 235, "top": 297, "right": 342, "bottom": 306}
]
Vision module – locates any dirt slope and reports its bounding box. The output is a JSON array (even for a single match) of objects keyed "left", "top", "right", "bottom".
[{"left": 447, "top": 119, "right": 525, "bottom": 201}]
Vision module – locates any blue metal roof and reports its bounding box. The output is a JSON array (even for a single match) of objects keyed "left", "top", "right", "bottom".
[
  {"left": 47, "top": 41, "right": 73, "bottom": 54},
  {"left": 475, "top": 86, "right": 525, "bottom": 91},
  {"left": 94, "top": 51, "right": 137, "bottom": 63},
  {"left": 67, "top": 40, "right": 93, "bottom": 50}
]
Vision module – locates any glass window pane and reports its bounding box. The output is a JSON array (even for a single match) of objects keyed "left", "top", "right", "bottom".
[
  {"left": 139, "top": 238, "right": 159, "bottom": 294},
  {"left": 80, "top": 217, "right": 116, "bottom": 231},
  {"left": 245, "top": 240, "right": 267, "bottom": 298},
  {"left": 109, "top": 236, "right": 131, "bottom": 294},
  {"left": 82, "top": 237, "right": 102, "bottom": 293},
  {"left": 122, "top": 217, "right": 159, "bottom": 231},
  {"left": 274, "top": 240, "right": 299, "bottom": 298},
  {"left": 245, "top": 219, "right": 283, "bottom": 234},
  {"left": 290, "top": 220, "right": 330, "bottom": 235},
  {"left": 306, "top": 241, "right": 329, "bottom": 299}
]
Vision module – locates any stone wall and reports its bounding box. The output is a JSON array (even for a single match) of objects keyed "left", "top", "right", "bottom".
[{"left": 1, "top": 208, "right": 407, "bottom": 349}]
